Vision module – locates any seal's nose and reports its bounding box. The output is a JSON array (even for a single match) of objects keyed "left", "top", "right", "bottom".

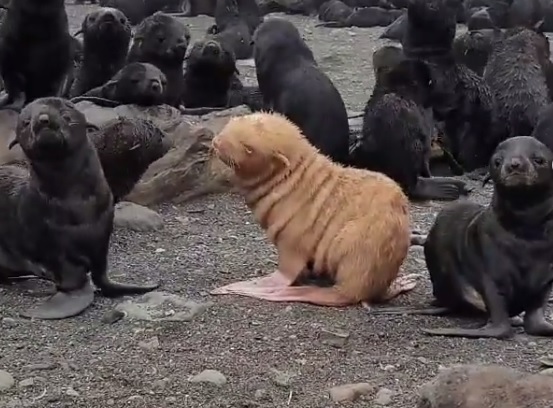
[
  {"left": 102, "top": 12, "right": 115, "bottom": 22},
  {"left": 506, "top": 158, "right": 523, "bottom": 172},
  {"left": 150, "top": 80, "right": 162, "bottom": 93},
  {"left": 37, "top": 114, "right": 50, "bottom": 125},
  {"left": 204, "top": 41, "right": 220, "bottom": 55}
]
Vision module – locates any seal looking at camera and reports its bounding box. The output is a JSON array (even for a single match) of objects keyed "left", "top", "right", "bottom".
[
  {"left": 1, "top": 97, "right": 159, "bottom": 320},
  {"left": 369, "top": 136, "right": 553, "bottom": 340}
]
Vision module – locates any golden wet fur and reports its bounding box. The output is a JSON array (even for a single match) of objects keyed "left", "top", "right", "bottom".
[{"left": 211, "top": 112, "right": 411, "bottom": 303}]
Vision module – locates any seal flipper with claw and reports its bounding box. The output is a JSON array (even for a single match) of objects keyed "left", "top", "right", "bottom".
[{"left": 6, "top": 97, "right": 159, "bottom": 320}]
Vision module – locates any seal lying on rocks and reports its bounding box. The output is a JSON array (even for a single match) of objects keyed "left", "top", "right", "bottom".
[
  {"left": 72, "top": 62, "right": 167, "bottom": 107},
  {"left": 418, "top": 364, "right": 553, "bottom": 408},
  {"left": 210, "top": 112, "right": 419, "bottom": 307},
  {"left": 0, "top": 0, "right": 73, "bottom": 110},
  {"left": 1, "top": 97, "right": 159, "bottom": 320},
  {"left": 369, "top": 136, "right": 553, "bottom": 339},
  {"left": 88, "top": 117, "right": 171, "bottom": 202}
]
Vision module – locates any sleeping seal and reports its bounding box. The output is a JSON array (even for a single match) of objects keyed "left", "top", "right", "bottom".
[{"left": 2, "top": 97, "right": 159, "bottom": 320}]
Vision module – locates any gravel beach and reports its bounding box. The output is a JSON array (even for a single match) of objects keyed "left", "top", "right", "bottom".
[{"left": 0, "top": 4, "right": 551, "bottom": 408}]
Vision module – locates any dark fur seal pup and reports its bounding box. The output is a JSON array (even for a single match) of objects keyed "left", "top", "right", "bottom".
[
  {"left": 0, "top": 0, "right": 73, "bottom": 111},
  {"left": 401, "top": 0, "right": 458, "bottom": 58},
  {"left": 72, "top": 62, "right": 167, "bottom": 107},
  {"left": 207, "top": 0, "right": 254, "bottom": 60},
  {"left": 467, "top": 7, "right": 495, "bottom": 30},
  {"left": 509, "top": 0, "right": 543, "bottom": 29},
  {"left": 372, "top": 44, "right": 404, "bottom": 76},
  {"left": 484, "top": 24, "right": 550, "bottom": 141},
  {"left": 182, "top": 38, "right": 239, "bottom": 109},
  {"left": 3, "top": 97, "right": 159, "bottom": 319},
  {"left": 453, "top": 28, "right": 503, "bottom": 76},
  {"left": 89, "top": 117, "right": 170, "bottom": 201},
  {"left": 253, "top": 18, "right": 350, "bottom": 164},
  {"left": 171, "top": 0, "right": 216, "bottom": 16},
  {"left": 70, "top": 7, "right": 132, "bottom": 98},
  {"left": 127, "top": 12, "right": 190, "bottom": 107},
  {"left": 370, "top": 136, "right": 553, "bottom": 340},
  {"left": 350, "top": 59, "right": 469, "bottom": 201},
  {"left": 316, "top": 3, "right": 403, "bottom": 28}
]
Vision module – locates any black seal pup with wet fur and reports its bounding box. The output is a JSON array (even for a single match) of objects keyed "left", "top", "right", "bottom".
[
  {"left": 1, "top": 97, "right": 159, "bottom": 320},
  {"left": 0, "top": 0, "right": 73, "bottom": 110}
]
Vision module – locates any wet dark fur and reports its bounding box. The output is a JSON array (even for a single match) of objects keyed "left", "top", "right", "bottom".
[
  {"left": 531, "top": 104, "right": 553, "bottom": 152},
  {"left": 484, "top": 26, "right": 551, "bottom": 142},
  {"left": 182, "top": 38, "right": 239, "bottom": 109},
  {"left": 75, "top": 62, "right": 167, "bottom": 107},
  {"left": 369, "top": 137, "right": 553, "bottom": 339},
  {"left": 453, "top": 28, "right": 503, "bottom": 76},
  {"left": 428, "top": 56, "right": 498, "bottom": 173},
  {"left": 350, "top": 58, "right": 468, "bottom": 201},
  {"left": 69, "top": 7, "right": 132, "bottom": 98},
  {"left": 207, "top": 0, "right": 255, "bottom": 60},
  {"left": 316, "top": 2, "right": 403, "bottom": 27},
  {"left": 127, "top": 12, "right": 190, "bottom": 107},
  {"left": 1, "top": 97, "right": 159, "bottom": 317},
  {"left": 401, "top": 0, "right": 458, "bottom": 58},
  {"left": 0, "top": 0, "right": 73, "bottom": 110},
  {"left": 88, "top": 117, "right": 171, "bottom": 201},
  {"left": 253, "top": 18, "right": 350, "bottom": 164}
]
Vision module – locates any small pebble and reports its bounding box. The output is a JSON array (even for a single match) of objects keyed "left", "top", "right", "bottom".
[
  {"left": 374, "top": 387, "right": 394, "bottom": 406},
  {"left": 18, "top": 378, "right": 34, "bottom": 388},
  {"left": 138, "top": 336, "right": 160, "bottom": 351},
  {"left": 0, "top": 370, "right": 15, "bottom": 392},
  {"left": 189, "top": 369, "right": 227, "bottom": 386},
  {"left": 269, "top": 368, "right": 295, "bottom": 388},
  {"left": 319, "top": 328, "right": 350, "bottom": 348},
  {"left": 540, "top": 368, "right": 553, "bottom": 377},
  {"left": 101, "top": 309, "right": 125, "bottom": 324},
  {"left": 65, "top": 387, "right": 80, "bottom": 397},
  {"left": 328, "top": 382, "right": 374, "bottom": 402}
]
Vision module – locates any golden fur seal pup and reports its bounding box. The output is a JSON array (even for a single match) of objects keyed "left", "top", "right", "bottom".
[{"left": 210, "top": 112, "right": 419, "bottom": 307}]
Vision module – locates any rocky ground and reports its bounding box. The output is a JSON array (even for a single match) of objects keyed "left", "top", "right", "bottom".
[{"left": 1, "top": 4, "right": 552, "bottom": 408}]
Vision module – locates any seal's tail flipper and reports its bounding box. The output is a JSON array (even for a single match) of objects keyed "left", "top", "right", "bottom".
[
  {"left": 314, "top": 21, "right": 346, "bottom": 28},
  {"left": 19, "top": 280, "right": 95, "bottom": 320},
  {"left": 411, "top": 177, "right": 470, "bottom": 201},
  {"left": 212, "top": 280, "right": 355, "bottom": 306},
  {"left": 96, "top": 280, "right": 160, "bottom": 298},
  {"left": 421, "top": 323, "right": 513, "bottom": 339}
]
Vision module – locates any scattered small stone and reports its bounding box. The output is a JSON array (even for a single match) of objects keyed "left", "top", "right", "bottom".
[
  {"left": 152, "top": 378, "right": 170, "bottom": 391},
  {"left": 2, "top": 317, "right": 16, "bottom": 327},
  {"left": 319, "top": 328, "right": 350, "bottom": 348},
  {"left": 138, "top": 336, "right": 160, "bottom": 351},
  {"left": 269, "top": 369, "right": 295, "bottom": 388},
  {"left": 382, "top": 365, "right": 395, "bottom": 372},
  {"left": 189, "top": 369, "right": 227, "bottom": 386},
  {"left": 107, "top": 399, "right": 115, "bottom": 405},
  {"left": 165, "top": 396, "right": 177, "bottom": 404},
  {"left": 18, "top": 378, "right": 34, "bottom": 388},
  {"left": 65, "top": 387, "right": 80, "bottom": 397},
  {"left": 539, "top": 368, "right": 553, "bottom": 377},
  {"left": 0, "top": 370, "right": 15, "bottom": 392},
  {"left": 155, "top": 248, "right": 166, "bottom": 253},
  {"left": 328, "top": 382, "right": 375, "bottom": 402},
  {"left": 114, "top": 201, "right": 163, "bottom": 232},
  {"left": 101, "top": 309, "right": 125, "bottom": 324},
  {"left": 6, "top": 398, "right": 22, "bottom": 408},
  {"left": 254, "top": 389, "right": 269, "bottom": 400},
  {"left": 417, "top": 357, "right": 430, "bottom": 364},
  {"left": 528, "top": 342, "right": 537, "bottom": 347},
  {"left": 115, "top": 291, "right": 212, "bottom": 322},
  {"left": 539, "top": 355, "right": 553, "bottom": 367},
  {"left": 23, "top": 362, "right": 56, "bottom": 371},
  {"left": 374, "top": 388, "right": 394, "bottom": 406}
]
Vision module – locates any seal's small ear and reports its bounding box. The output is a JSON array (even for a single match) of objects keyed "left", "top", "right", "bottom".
[
  {"left": 482, "top": 173, "right": 492, "bottom": 187},
  {"left": 274, "top": 152, "right": 290, "bottom": 168},
  {"left": 8, "top": 139, "right": 19, "bottom": 150},
  {"left": 533, "top": 19, "right": 545, "bottom": 34}
]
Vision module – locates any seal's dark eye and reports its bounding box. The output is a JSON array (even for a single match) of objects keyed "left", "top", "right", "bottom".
[
  {"left": 533, "top": 156, "right": 546, "bottom": 165},
  {"left": 62, "top": 114, "right": 72, "bottom": 122},
  {"left": 493, "top": 157, "right": 502, "bottom": 167}
]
